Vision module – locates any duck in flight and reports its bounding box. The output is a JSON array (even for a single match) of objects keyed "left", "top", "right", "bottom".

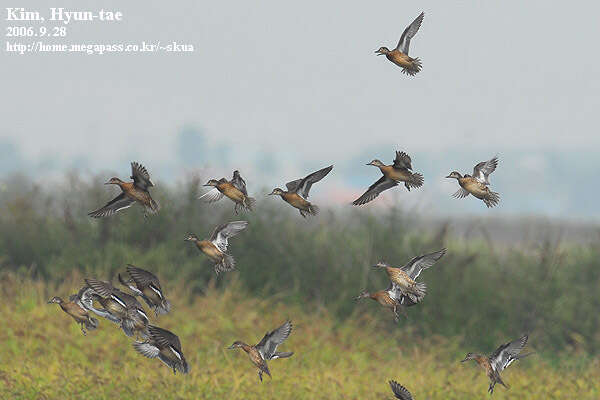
[
  {"left": 227, "top": 320, "right": 293, "bottom": 382},
  {"left": 352, "top": 151, "right": 423, "bottom": 206},
  {"left": 133, "top": 325, "right": 189, "bottom": 374},
  {"left": 375, "top": 12, "right": 424, "bottom": 76},
  {"left": 446, "top": 156, "right": 500, "bottom": 208},
  {"left": 461, "top": 334, "right": 533, "bottom": 395},
  {"left": 47, "top": 286, "right": 99, "bottom": 336},
  {"left": 199, "top": 170, "right": 256, "bottom": 214},
  {"left": 373, "top": 248, "right": 446, "bottom": 304},
  {"left": 184, "top": 221, "right": 248, "bottom": 275},
  {"left": 88, "top": 162, "right": 160, "bottom": 218},
  {"left": 355, "top": 282, "right": 409, "bottom": 322},
  {"left": 118, "top": 264, "right": 171, "bottom": 316},
  {"left": 268, "top": 165, "right": 333, "bottom": 217}
]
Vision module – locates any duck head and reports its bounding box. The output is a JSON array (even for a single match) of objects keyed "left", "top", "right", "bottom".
[
  {"left": 268, "top": 188, "right": 285, "bottom": 196},
  {"left": 446, "top": 171, "right": 463, "bottom": 179},
  {"left": 204, "top": 179, "right": 220, "bottom": 187},
  {"left": 105, "top": 177, "right": 123, "bottom": 185},
  {"left": 227, "top": 341, "right": 244, "bottom": 350},
  {"left": 372, "top": 261, "right": 390, "bottom": 269},
  {"left": 375, "top": 46, "right": 390, "bottom": 56},
  {"left": 354, "top": 290, "right": 370, "bottom": 301},
  {"left": 461, "top": 352, "right": 478, "bottom": 362},
  {"left": 47, "top": 296, "right": 63, "bottom": 304},
  {"left": 367, "top": 159, "right": 386, "bottom": 168},
  {"left": 184, "top": 233, "right": 199, "bottom": 242}
]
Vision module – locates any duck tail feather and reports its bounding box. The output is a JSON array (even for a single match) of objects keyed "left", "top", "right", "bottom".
[
  {"left": 411, "top": 282, "right": 427, "bottom": 302},
  {"left": 407, "top": 172, "right": 424, "bottom": 189},
  {"left": 156, "top": 299, "right": 171, "bottom": 315},
  {"left": 484, "top": 191, "right": 500, "bottom": 208},
  {"left": 86, "top": 316, "right": 99, "bottom": 330},
  {"left": 308, "top": 204, "right": 319, "bottom": 216},
  {"left": 244, "top": 196, "right": 256, "bottom": 211},
  {"left": 215, "top": 254, "right": 236, "bottom": 275}
]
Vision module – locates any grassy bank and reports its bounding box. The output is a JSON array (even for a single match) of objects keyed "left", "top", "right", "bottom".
[{"left": 0, "top": 273, "right": 598, "bottom": 399}]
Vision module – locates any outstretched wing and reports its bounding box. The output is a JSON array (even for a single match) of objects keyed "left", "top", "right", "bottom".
[
  {"left": 131, "top": 162, "right": 154, "bottom": 190},
  {"left": 389, "top": 380, "right": 413, "bottom": 400},
  {"left": 198, "top": 188, "right": 225, "bottom": 203},
  {"left": 472, "top": 156, "right": 499, "bottom": 185},
  {"left": 489, "top": 334, "right": 528, "bottom": 373},
  {"left": 452, "top": 188, "right": 470, "bottom": 199},
  {"left": 231, "top": 170, "right": 248, "bottom": 195},
  {"left": 402, "top": 248, "right": 447, "bottom": 280},
  {"left": 210, "top": 221, "right": 249, "bottom": 252},
  {"left": 255, "top": 320, "right": 293, "bottom": 360},
  {"left": 286, "top": 165, "right": 333, "bottom": 199},
  {"left": 396, "top": 12, "right": 424, "bottom": 55},
  {"left": 352, "top": 176, "right": 398, "bottom": 206},
  {"left": 393, "top": 151, "right": 413, "bottom": 170},
  {"left": 88, "top": 193, "right": 136, "bottom": 218},
  {"left": 126, "top": 264, "right": 161, "bottom": 289},
  {"left": 148, "top": 325, "right": 182, "bottom": 351}
]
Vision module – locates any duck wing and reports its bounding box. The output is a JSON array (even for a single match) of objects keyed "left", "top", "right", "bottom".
[
  {"left": 452, "top": 188, "right": 470, "bottom": 199},
  {"left": 231, "top": 170, "right": 248, "bottom": 195},
  {"left": 392, "top": 151, "right": 413, "bottom": 170},
  {"left": 198, "top": 188, "right": 225, "bottom": 203},
  {"left": 396, "top": 12, "right": 424, "bottom": 55},
  {"left": 130, "top": 162, "right": 154, "bottom": 190},
  {"left": 401, "top": 248, "right": 447, "bottom": 280},
  {"left": 472, "top": 156, "right": 499, "bottom": 185},
  {"left": 255, "top": 320, "right": 293, "bottom": 360},
  {"left": 88, "top": 192, "right": 136, "bottom": 218},
  {"left": 126, "top": 264, "right": 161, "bottom": 289},
  {"left": 286, "top": 165, "right": 333, "bottom": 199},
  {"left": 210, "top": 220, "right": 249, "bottom": 252},
  {"left": 352, "top": 176, "right": 398, "bottom": 206},
  {"left": 389, "top": 380, "right": 413, "bottom": 400},
  {"left": 489, "top": 334, "right": 529, "bottom": 373},
  {"left": 148, "top": 325, "right": 182, "bottom": 351}
]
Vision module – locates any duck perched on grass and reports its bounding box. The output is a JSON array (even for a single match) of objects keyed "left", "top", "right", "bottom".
[
  {"left": 389, "top": 380, "right": 414, "bottom": 399},
  {"left": 268, "top": 165, "right": 333, "bottom": 217},
  {"left": 48, "top": 286, "right": 98, "bottom": 336},
  {"left": 461, "top": 334, "right": 533, "bottom": 395},
  {"left": 184, "top": 221, "right": 249, "bottom": 275},
  {"left": 375, "top": 12, "right": 424, "bottom": 76},
  {"left": 373, "top": 248, "right": 446, "bottom": 304},
  {"left": 133, "top": 325, "right": 189, "bottom": 374},
  {"left": 85, "top": 278, "right": 149, "bottom": 339},
  {"left": 446, "top": 156, "right": 500, "bottom": 208},
  {"left": 353, "top": 151, "right": 423, "bottom": 206},
  {"left": 88, "top": 162, "right": 160, "bottom": 218},
  {"left": 199, "top": 170, "right": 255, "bottom": 214},
  {"left": 119, "top": 264, "right": 171, "bottom": 316},
  {"left": 228, "top": 320, "right": 293, "bottom": 382},
  {"left": 355, "top": 282, "right": 409, "bottom": 322}
]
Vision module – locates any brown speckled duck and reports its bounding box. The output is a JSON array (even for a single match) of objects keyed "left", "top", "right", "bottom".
[
  {"left": 355, "top": 282, "right": 408, "bottom": 322},
  {"left": 446, "top": 156, "right": 500, "bottom": 208},
  {"left": 375, "top": 12, "right": 424, "bottom": 76},
  {"left": 268, "top": 165, "right": 333, "bottom": 217},
  {"left": 48, "top": 286, "right": 98, "bottom": 336},
  {"left": 199, "top": 170, "right": 256, "bottom": 214},
  {"left": 89, "top": 162, "right": 160, "bottom": 218},
  {"left": 184, "top": 221, "right": 249, "bottom": 275},
  {"left": 353, "top": 151, "right": 423, "bottom": 206},
  {"left": 228, "top": 320, "right": 293, "bottom": 382},
  {"left": 461, "top": 334, "right": 533, "bottom": 395},
  {"left": 373, "top": 249, "right": 446, "bottom": 304}
]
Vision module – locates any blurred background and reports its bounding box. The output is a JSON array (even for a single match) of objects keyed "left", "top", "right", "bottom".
[{"left": 1, "top": 1, "right": 599, "bottom": 398}]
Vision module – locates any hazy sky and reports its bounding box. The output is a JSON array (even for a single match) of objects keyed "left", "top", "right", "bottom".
[{"left": 2, "top": 1, "right": 599, "bottom": 218}]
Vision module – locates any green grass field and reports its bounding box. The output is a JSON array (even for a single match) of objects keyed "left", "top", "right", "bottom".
[{"left": 1, "top": 272, "right": 598, "bottom": 400}]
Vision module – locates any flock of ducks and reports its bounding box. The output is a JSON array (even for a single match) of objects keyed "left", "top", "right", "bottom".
[{"left": 47, "top": 11, "right": 530, "bottom": 398}]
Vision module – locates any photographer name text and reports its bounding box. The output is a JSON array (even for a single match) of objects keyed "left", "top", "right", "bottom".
[{"left": 6, "top": 7, "right": 123, "bottom": 24}]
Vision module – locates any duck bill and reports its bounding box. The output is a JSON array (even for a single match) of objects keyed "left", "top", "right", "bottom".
[
  {"left": 445, "top": 175, "right": 453, "bottom": 179},
  {"left": 227, "top": 345, "right": 236, "bottom": 349},
  {"left": 460, "top": 358, "right": 469, "bottom": 363}
]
